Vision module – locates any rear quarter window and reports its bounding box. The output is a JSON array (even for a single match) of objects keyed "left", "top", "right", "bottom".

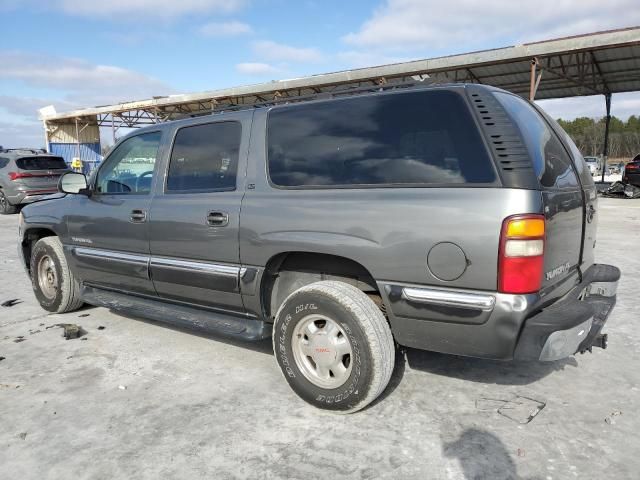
[
  {"left": 544, "top": 115, "right": 595, "bottom": 187},
  {"left": 494, "top": 92, "right": 579, "bottom": 189},
  {"left": 267, "top": 90, "right": 496, "bottom": 188},
  {"left": 16, "top": 156, "right": 68, "bottom": 170},
  {"left": 0, "top": 157, "right": 9, "bottom": 168}
]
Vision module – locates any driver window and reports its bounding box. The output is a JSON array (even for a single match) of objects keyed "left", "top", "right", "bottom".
[{"left": 96, "top": 132, "right": 162, "bottom": 194}]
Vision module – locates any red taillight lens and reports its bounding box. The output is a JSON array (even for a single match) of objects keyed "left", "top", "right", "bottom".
[
  {"left": 8, "top": 172, "right": 34, "bottom": 181},
  {"left": 498, "top": 214, "right": 545, "bottom": 294}
]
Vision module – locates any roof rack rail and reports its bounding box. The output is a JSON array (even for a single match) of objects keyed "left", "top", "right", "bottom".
[
  {"left": 0, "top": 147, "right": 48, "bottom": 154},
  {"left": 184, "top": 80, "right": 429, "bottom": 119}
]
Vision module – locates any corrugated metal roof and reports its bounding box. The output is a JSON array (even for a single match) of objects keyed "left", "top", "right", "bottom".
[{"left": 43, "top": 26, "right": 640, "bottom": 126}]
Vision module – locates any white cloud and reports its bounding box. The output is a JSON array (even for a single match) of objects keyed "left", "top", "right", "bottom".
[
  {"left": 0, "top": 52, "right": 176, "bottom": 148},
  {"left": 57, "top": 0, "right": 245, "bottom": 18},
  {"left": 343, "top": 0, "right": 640, "bottom": 51},
  {"left": 538, "top": 92, "right": 640, "bottom": 121},
  {"left": 253, "top": 40, "right": 324, "bottom": 63},
  {"left": 235, "top": 62, "right": 280, "bottom": 75},
  {"left": 0, "top": 51, "right": 174, "bottom": 106},
  {"left": 199, "top": 21, "right": 253, "bottom": 37},
  {"left": 0, "top": 95, "right": 77, "bottom": 118},
  {"left": 0, "top": 119, "right": 45, "bottom": 149}
]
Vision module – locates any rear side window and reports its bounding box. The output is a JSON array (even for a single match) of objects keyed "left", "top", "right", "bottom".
[
  {"left": 267, "top": 90, "right": 496, "bottom": 187},
  {"left": 0, "top": 157, "right": 9, "bottom": 168},
  {"left": 538, "top": 110, "right": 594, "bottom": 187},
  {"left": 16, "top": 156, "right": 67, "bottom": 170},
  {"left": 494, "top": 92, "right": 579, "bottom": 189},
  {"left": 167, "top": 122, "right": 241, "bottom": 192}
]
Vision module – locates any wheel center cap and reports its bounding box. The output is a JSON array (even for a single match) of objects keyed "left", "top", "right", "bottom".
[{"left": 310, "top": 334, "right": 336, "bottom": 367}]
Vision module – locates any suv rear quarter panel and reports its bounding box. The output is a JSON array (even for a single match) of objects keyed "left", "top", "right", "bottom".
[{"left": 240, "top": 109, "right": 544, "bottom": 293}]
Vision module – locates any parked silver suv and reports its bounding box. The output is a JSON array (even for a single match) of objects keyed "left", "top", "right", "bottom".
[
  {"left": 0, "top": 148, "right": 69, "bottom": 214},
  {"left": 17, "top": 84, "right": 620, "bottom": 412}
]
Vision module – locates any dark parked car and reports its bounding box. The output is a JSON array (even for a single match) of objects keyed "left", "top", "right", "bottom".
[
  {"left": 0, "top": 148, "right": 69, "bottom": 214},
  {"left": 18, "top": 84, "right": 619, "bottom": 412},
  {"left": 624, "top": 154, "right": 640, "bottom": 186}
]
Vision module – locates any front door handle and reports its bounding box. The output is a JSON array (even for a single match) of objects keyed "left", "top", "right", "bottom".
[
  {"left": 207, "top": 211, "right": 229, "bottom": 227},
  {"left": 130, "top": 209, "right": 147, "bottom": 223}
]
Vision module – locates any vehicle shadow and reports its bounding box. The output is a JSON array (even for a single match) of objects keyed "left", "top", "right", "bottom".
[
  {"left": 111, "top": 310, "right": 275, "bottom": 356},
  {"left": 405, "top": 348, "right": 579, "bottom": 386},
  {"left": 106, "top": 309, "right": 576, "bottom": 387},
  {"left": 443, "top": 427, "right": 541, "bottom": 480}
]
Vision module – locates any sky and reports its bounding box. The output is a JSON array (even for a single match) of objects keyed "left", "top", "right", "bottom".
[{"left": 1, "top": 0, "right": 639, "bottom": 148}]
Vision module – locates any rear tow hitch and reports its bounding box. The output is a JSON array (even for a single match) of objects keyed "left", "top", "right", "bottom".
[{"left": 580, "top": 333, "right": 608, "bottom": 354}]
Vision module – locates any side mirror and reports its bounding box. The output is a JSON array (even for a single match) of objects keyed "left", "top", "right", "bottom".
[{"left": 59, "top": 172, "right": 89, "bottom": 195}]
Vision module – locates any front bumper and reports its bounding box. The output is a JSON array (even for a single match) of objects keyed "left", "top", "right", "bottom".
[{"left": 513, "top": 264, "right": 620, "bottom": 361}]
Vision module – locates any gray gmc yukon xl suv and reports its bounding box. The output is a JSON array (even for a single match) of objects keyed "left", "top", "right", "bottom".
[{"left": 18, "top": 84, "right": 620, "bottom": 412}]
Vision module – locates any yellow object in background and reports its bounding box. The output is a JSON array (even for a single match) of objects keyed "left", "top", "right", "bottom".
[{"left": 71, "top": 157, "right": 83, "bottom": 171}]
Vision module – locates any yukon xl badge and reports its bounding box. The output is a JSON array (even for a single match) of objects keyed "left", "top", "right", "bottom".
[
  {"left": 71, "top": 237, "right": 93, "bottom": 244},
  {"left": 545, "top": 261, "right": 571, "bottom": 281}
]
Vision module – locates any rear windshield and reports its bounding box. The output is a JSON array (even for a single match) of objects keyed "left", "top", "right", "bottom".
[
  {"left": 267, "top": 90, "right": 496, "bottom": 187},
  {"left": 16, "top": 156, "right": 68, "bottom": 170}
]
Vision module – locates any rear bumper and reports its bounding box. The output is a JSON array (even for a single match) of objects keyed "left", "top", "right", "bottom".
[
  {"left": 513, "top": 264, "right": 620, "bottom": 361},
  {"left": 379, "top": 264, "right": 619, "bottom": 361},
  {"left": 8, "top": 190, "right": 59, "bottom": 205},
  {"left": 624, "top": 172, "right": 640, "bottom": 186}
]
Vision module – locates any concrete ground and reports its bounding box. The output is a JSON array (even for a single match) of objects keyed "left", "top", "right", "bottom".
[{"left": 1, "top": 197, "right": 638, "bottom": 480}]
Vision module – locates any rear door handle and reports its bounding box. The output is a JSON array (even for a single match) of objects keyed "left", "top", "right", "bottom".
[
  {"left": 207, "top": 211, "right": 229, "bottom": 227},
  {"left": 130, "top": 209, "right": 147, "bottom": 223}
]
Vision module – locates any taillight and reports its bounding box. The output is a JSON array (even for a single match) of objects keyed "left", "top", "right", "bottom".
[
  {"left": 8, "top": 172, "right": 34, "bottom": 181},
  {"left": 498, "top": 214, "right": 545, "bottom": 294}
]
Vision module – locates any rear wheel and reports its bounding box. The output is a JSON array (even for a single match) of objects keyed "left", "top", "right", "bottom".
[
  {"left": 30, "top": 237, "right": 83, "bottom": 313},
  {"left": 0, "top": 190, "right": 17, "bottom": 215},
  {"left": 273, "top": 280, "right": 395, "bottom": 413}
]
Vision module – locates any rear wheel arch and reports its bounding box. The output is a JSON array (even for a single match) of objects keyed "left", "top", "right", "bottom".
[
  {"left": 260, "top": 251, "right": 381, "bottom": 321},
  {"left": 0, "top": 188, "right": 17, "bottom": 214}
]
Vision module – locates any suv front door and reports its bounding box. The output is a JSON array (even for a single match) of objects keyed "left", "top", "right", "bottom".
[
  {"left": 65, "top": 131, "right": 163, "bottom": 296},
  {"left": 148, "top": 113, "right": 252, "bottom": 314}
]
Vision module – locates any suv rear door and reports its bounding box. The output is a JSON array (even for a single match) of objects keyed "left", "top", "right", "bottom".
[
  {"left": 493, "top": 92, "right": 584, "bottom": 297},
  {"left": 147, "top": 112, "right": 252, "bottom": 314}
]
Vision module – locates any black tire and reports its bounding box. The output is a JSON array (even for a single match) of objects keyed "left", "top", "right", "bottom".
[
  {"left": 30, "top": 237, "right": 83, "bottom": 313},
  {"left": 273, "top": 280, "right": 395, "bottom": 413},
  {"left": 0, "top": 190, "right": 18, "bottom": 215}
]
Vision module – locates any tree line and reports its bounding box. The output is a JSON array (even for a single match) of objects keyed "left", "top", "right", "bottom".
[{"left": 557, "top": 116, "right": 640, "bottom": 160}]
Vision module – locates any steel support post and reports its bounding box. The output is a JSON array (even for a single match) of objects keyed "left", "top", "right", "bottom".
[{"left": 601, "top": 93, "right": 612, "bottom": 183}]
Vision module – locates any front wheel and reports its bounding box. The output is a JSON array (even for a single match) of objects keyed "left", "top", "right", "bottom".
[
  {"left": 30, "top": 237, "right": 84, "bottom": 313},
  {"left": 273, "top": 280, "right": 395, "bottom": 413}
]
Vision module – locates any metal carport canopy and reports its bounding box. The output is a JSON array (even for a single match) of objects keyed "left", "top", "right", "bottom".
[{"left": 43, "top": 26, "right": 640, "bottom": 128}]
